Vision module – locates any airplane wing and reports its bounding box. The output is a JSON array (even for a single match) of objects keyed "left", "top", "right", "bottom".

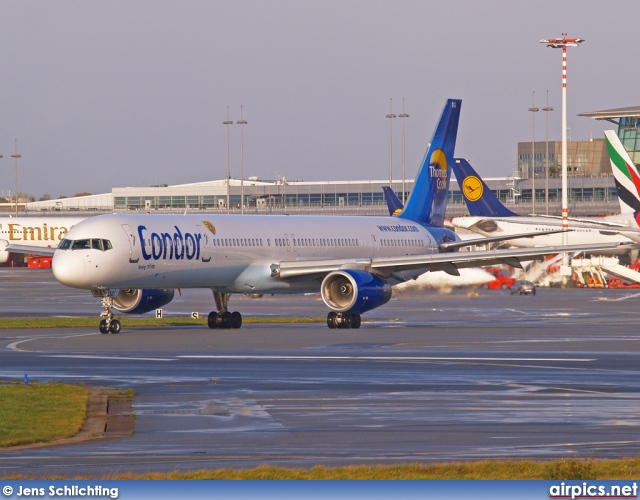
[
  {"left": 437, "top": 229, "right": 570, "bottom": 251},
  {"left": 272, "top": 242, "right": 631, "bottom": 279},
  {"left": 4, "top": 243, "right": 57, "bottom": 257},
  {"left": 527, "top": 214, "right": 638, "bottom": 229}
]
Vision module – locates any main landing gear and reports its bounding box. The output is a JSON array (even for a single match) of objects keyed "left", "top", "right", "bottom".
[
  {"left": 97, "top": 292, "right": 121, "bottom": 334},
  {"left": 207, "top": 291, "right": 242, "bottom": 329},
  {"left": 326, "top": 311, "right": 361, "bottom": 329}
]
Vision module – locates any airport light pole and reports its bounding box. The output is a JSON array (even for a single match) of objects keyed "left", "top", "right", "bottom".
[
  {"left": 237, "top": 106, "right": 247, "bottom": 215},
  {"left": 528, "top": 92, "right": 539, "bottom": 214},
  {"left": 540, "top": 35, "right": 584, "bottom": 274},
  {"left": 223, "top": 106, "right": 233, "bottom": 214},
  {"left": 542, "top": 91, "right": 554, "bottom": 216},
  {"left": 398, "top": 98, "right": 410, "bottom": 204},
  {"left": 386, "top": 99, "right": 396, "bottom": 193},
  {"left": 11, "top": 140, "right": 21, "bottom": 217}
]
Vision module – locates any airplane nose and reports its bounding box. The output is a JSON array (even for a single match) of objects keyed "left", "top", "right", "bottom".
[{"left": 52, "top": 251, "right": 86, "bottom": 288}]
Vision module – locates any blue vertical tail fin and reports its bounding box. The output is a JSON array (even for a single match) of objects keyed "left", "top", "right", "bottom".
[
  {"left": 451, "top": 158, "right": 518, "bottom": 217},
  {"left": 397, "top": 99, "right": 461, "bottom": 226},
  {"left": 382, "top": 186, "right": 403, "bottom": 216}
]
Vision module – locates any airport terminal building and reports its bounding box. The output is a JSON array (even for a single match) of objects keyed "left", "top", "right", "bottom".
[{"left": 18, "top": 105, "right": 640, "bottom": 218}]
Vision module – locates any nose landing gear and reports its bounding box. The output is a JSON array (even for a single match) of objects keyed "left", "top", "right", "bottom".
[
  {"left": 98, "top": 292, "right": 121, "bottom": 334},
  {"left": 207, "top": 292, "right": 242, "bottom": 329},
  {"left": 327, "top": 311, "right": 361, "bottom": 329}
]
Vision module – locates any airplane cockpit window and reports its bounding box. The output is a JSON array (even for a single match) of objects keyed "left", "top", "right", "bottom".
[
  {"left": 71, "top": 239, "right": 91, "bottom": 250},
  {"left": 59, "top": 238, "right": 112, "bottom": 251}
]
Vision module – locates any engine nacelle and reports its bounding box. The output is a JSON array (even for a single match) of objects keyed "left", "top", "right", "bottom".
[
  {"left": 111, "top": 289, "right": 175, "bottom": 315},
  {"left": 321, "top": 270, "right": 391, "bottom": 314},
  {"left": 0, "top": 240, "right": 10, "bottom": 264}
]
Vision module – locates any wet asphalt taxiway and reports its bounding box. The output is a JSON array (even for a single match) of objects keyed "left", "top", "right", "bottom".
[{"left": 1, "top": 268, "right": 640, "bottom": 476}]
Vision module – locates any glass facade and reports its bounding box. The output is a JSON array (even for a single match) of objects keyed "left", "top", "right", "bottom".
[
  {"left": 113, "top": 180, "right": 617, "bottom": 211},
  {"left": 618, "top": 117, "right": 640, "bottom": 164},
  {"left": 518, "top": 139, "right": 609, "bottom": 178}
]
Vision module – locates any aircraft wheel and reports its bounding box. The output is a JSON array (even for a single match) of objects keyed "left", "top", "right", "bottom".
[
  {"left": 207, "top": 311, "right": 218, "bottom": 329},
  {"left": 109, "top": 320, "right": 121, "bottom": 334},
  {"left": 351, "top": 313, "right": 361, "bottom": 329},
  {"left": 327, "top": 312, "right": 337, "bottom": 329},
  {"left": 219, "top": 311, "right": 232, "bottom": 329},
  {"left": 230, "top": 311, "right": 242, "bottom": 329},
  {"left": 341, "top": 314, "right": 352, "bottom": 329},
  {"left": 99, "top": 320, "right": 109, "bottom": 334}
]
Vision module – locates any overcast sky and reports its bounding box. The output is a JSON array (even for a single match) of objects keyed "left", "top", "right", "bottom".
[{"left": 0, "top": 1, "right": 637, "bottom": 199}]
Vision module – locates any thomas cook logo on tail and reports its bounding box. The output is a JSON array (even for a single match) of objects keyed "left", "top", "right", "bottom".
[
  {"left": 428, "top": 149, "right": 448, "bottom": 191},
  {"left": 462, "top": 176, "right": 483, "bottom": 202},
  {"left": 392, "top": 208, "right": 402, "bottom": 216},
  {"left": 201, "top": 220, "right": 216, "bottom": 234}
]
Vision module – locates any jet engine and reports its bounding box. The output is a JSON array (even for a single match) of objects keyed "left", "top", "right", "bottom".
[
  {"left": 0, "top": 240, "right": 10, "bottom": 264},
  {"left": 110, "top": 289, "right": 175, "bottom": 315},
  {"left": 321, "top": 270, "right": 391, "bottom": 314}
]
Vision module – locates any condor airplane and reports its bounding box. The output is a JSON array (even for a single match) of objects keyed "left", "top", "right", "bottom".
[
  {"left": 0, "top": 217, "right": 85, "bottom": 265},
  {"left": 46, "top": 99, "right": 626, "bottom": 334}
]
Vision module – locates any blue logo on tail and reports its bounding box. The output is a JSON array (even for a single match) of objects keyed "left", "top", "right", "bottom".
[
  {"left": 451, "top": 158, "right": 517, "bottom": 217},
  {"left": 398, "top": 99, "right": 461, "bottom": 227},
  {"left": 382, "top": 186, "right": 403, "bottom": 216}
]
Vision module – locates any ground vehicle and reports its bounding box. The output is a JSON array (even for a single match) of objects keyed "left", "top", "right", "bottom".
[
  {"left": 481, "top": 267, "right": 516, "bottom": 290},
  {"left": 510, "top": 280, "right": 536, "bottom": 295}
]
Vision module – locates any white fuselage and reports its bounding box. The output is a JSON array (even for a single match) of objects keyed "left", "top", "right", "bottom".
[
  {"left": 52, "top": 213, "right": 452, "bottom": 293},
  {"left": 0, "top": 217, "right": 85, "bottom": 247},
  {"left": 0, "top": 216, "right": 86, "bottom": 263},
  {"left": 451, "top": 215, "right": 639, "bottom": 247}
]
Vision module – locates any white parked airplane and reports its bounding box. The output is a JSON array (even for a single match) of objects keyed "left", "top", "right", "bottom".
[
  {"left": 40, "top": 99, "right": 626, "bottom": 333},
  {"left": 448, "top": 157, "right": 640, "bottom": 250},
  {"left": 0, "top": 217, "right": 85, "bottom": 265}
]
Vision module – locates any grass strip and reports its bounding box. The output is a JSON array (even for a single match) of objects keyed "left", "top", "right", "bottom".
[
  {"left": 0, "top": 316, "right": 325, "bottom": 329},
  {"left": 104, "top": 459, "right": 640, "bottom": 479},
  {"left": 0, "top": 383, "right": 88, "bottom": 447},
  {"left": 5, "top": 460, "right": 640, "bottom": 480}
]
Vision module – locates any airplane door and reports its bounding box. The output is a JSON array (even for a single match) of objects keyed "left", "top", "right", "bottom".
[
  {"left": 284, "top": 233, "right": 291, "bottom": 252},
  {"left": 291, "top": 233, "right": 297, "bottom": 252},
  {"left": 371, "top": 234, "right": 380, "bottom": 257},
  {"left": 121, "top": 224, "right": 141, "bottom": 264},
  {"left": 196, "top": 225, "right": 212, "bottom": 263}
]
